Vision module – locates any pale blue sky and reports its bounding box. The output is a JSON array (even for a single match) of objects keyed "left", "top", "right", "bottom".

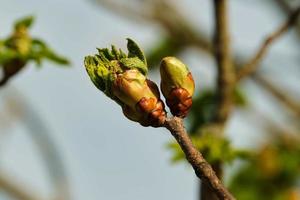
[{"left": 0, "top": 0, "right": 299, "bottom": 199}]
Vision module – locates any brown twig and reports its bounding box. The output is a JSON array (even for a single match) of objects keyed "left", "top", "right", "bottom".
[
  {"left": 163, "top": 117, "right": 235, "bottom": 200},
  {"left": 237, "top": 6, "right": 300, "bottom": 81},
  {"left": 94, "top": 0, "right": 154, "bottom": 23},
  {"left": 0, "top": 173, "right": 44, "bottom": 200},
  {"left": 275, "top": 0, "right": 291, "bottom": 12},
  {"left": 274, "top": 0, "right": 300, "bottom": 38}
]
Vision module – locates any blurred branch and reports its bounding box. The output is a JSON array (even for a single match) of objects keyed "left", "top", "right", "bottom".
[
  {"left": 151, "top": 1, "right": 212, "bottom": 52},
  {"left": 94, "top": 0, "right": 213, "bottom": 60},
  {"left": 200, "top": 1, "right": 235, "bottom": 200},
  {"left": 252, "top": 74, "right": 300, "bottom": 117},
  {"left": 0, "top": 88, "right": 71, "bottom": 200},
  {"left": 251, "top": 103, "right": 299, "bottom": 137},
  {"left": 93, "top": 0, "right": 154, "bottom": 23},
  {"left": 275, "top": 0, "right": 292, "bottom": 12},
  {"left": 237, "top": 6, "right": 300, "bottom": 81},
  {"left": 213, "top": 0, "right": 235, "bottom": 125},
  {"left": 13, "top": 88, "right": 71, "bottom": 200},
  {"left": 275, "top": 0, "right": 300, "bottom": 37},
  {"left": 131, "top": 0, "right": 300, "bottom": 126},
  {"left": 164, "top": 117, "right": 235, "bottom": 200},
  {"left": 0, "top": 173, "right": 44, "bottom": 200}
]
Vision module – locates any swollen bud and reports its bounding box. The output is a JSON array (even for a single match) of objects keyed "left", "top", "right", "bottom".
[
  {"left": 113, "top": 69, "right": 165, "bottom": 127},
  {"left": 160, "top": 57, "right": 195, "bottom": 118},
  {"left": 84, "top": 39, "right": 166, "bottom": 127}
]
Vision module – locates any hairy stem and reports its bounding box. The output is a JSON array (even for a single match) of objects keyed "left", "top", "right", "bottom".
[{"left": 164, "top": 117, "right": 235, "bottom": 200}]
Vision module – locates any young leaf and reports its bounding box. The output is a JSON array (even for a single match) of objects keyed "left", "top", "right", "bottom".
[
  {"left": 14, "top": 16, "right": 34, "bottom": 29},
  {"left": 126, "top": 38, "right": 147, "bottom": 66}
]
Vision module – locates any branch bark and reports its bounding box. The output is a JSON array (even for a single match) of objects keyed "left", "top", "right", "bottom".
[
  {"left": 213, "top": 0, "right": 235, "bottom": 125},
  {"left": 274, "top": 0, "right": 300, "bottom": 38},
  {"left": 0, "top": 173, "right": 43, "bottom": 200},
  {"left": 237, "top": 6, "right": 300, "bottom": 81},
  {"left": 200, "top": 1, "right": 236, "bottom": 200},
  {"left": 163, "top": 117, "right": 235, "bottom": 200}
]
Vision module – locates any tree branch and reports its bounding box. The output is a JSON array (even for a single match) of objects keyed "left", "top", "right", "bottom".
[
  {"left": 163, "top": 117, "right": 235, "bottom": 200},
  {"left": 252, "top": 74, "right": 300, "bottom": 117},
  {"left": 0, "top": 173, "right": 44, "bottom": 200},
  {"left": 237, "top": 6, "right": 300, "bottom": 81},
  {"left": 274, "top": 0, "right": 300, "bottom": 38},
  {"left": 213, "top": 0, "right": 235, "bottom": 125},
  {"left": 200, "top": 1, "right": 235, "bottom": 199},
  {"left": 93, "top": 0, "right": 154, "bottom": 23}
]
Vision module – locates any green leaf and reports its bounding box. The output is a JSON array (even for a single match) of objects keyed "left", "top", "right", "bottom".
[
  {"left": 126, "top": 38, "right": 147, "bottom": 66},
  {"left": 111, "top": 45, "right": 120, "bottom": 60},
  {"left": 119, "top": 57, "right": 147, "bottom": 75},
  {"left": 97, "top": 48, "right": 114, "bottom": 60},
  {"left": 84, "top": 56, "right": 107, "bottom": 92},
  {"left": 14, "top": 16, "right": 34, "bottom": 29},
  {"left": 29, "top": 39, "right": 69, "bottom": 66}
]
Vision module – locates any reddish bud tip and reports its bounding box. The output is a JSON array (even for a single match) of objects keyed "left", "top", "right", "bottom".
[{"left": 166, "top": 88, "right": 192, "bottom": 118}]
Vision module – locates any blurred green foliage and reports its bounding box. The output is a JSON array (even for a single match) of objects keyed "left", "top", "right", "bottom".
[
  {"left": 167, "top": 132, "right": 252, "bottom": 164},
  {"left": 229, "top": 134, "right": 300, "bottom": 200},
  {"left": 0, "top": 16, "right": 69, "bottom": 85},
  {"left": 0, "top": 16, "right": 69, "bottom": 66},
  {"left": 146, "top": 37, "right": 184, "bottom": 67},
  {"left": 189, "top": 88, "right": 247, "bottom": 133}
]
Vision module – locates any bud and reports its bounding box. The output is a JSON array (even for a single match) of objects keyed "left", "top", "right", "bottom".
[
  {"left": 0, "top": 17, "right": 32, "bottom": 86},
  {"left": 113, "top": 70, "right": 165, "bottom": 127},
  {"left": 7, "top": 16, "right": 33, "bottom": 55},
  {"left": 160, "top": 57, "right": 195, "bottom": 117},
  {"left": 84, "top": 39, "right": 166, "bottom": 127},
  {"left": 0, "top": 16, "right": 69, "bottom": 86}
]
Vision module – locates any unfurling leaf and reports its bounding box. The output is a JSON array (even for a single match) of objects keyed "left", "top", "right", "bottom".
[
  {"left": 84, "top": 39, "right": 166, "bottom": 127},
  {"left": 127, "top": 38, "right": 147, "bottom": 66},
  {"left": 14, "top": 16, "right": 34, "bottom": 30},
  {"left": 30, "top": 39, "right": 70, "bottom": 66}
]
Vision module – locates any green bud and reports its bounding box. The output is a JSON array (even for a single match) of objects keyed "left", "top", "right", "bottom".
[
  {"left": 6, "top": 26, "right": 31, "bottom": 56},
  {"left": 160, "top": 57, "right": 194, "bottom": 96},
  {"left": 160, "top": 57, "right": 195, "bottom": 117}
]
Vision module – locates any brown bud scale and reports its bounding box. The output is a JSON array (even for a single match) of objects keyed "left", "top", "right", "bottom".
[
  {"left": 166, "top": 87, "right": 192, "bottom": 118},
  {"left": 137, "top": 98, "right": 166, "bottom": 127}
]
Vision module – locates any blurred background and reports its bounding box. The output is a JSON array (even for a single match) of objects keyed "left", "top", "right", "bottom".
[{"left": 0, "top": 0, "right": 299, "bottom": 199}]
